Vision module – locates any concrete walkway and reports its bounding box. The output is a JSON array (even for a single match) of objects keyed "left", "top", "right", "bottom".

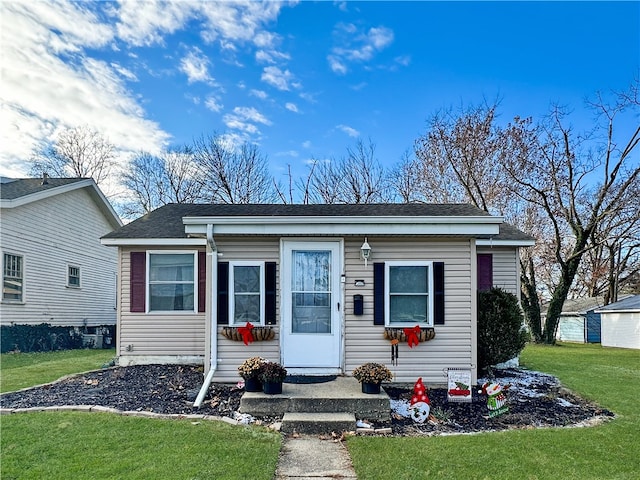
[{"left": 275, "top": 434, "right": 357, "bottom": 479}]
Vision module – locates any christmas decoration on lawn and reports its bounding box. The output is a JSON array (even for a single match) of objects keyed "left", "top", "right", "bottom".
[
  {"left": 479, "top": 381, "right": 509, "bottom": 418},
  {"left": 446, "top": 368, "right": 473, "bottom": 403},
  {"left": 408, "top": 377, "right": 431, "bottom": 423}
]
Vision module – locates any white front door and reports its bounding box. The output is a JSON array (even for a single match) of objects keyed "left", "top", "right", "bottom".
[{"left": 281, "top": 240, "right": 342, "bottom": 372}]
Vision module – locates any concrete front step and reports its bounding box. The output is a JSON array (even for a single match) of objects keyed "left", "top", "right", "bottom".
[
  {"left": 239, "top": 376, "right": 390, "bottom": 422},
  {"left": 281, "top": 412, "right": 356, "bottom": 434}
]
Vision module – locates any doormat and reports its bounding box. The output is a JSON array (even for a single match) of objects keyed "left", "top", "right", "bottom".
[{"left": 284, "top": 375, "right": 337, "bottom": 384}]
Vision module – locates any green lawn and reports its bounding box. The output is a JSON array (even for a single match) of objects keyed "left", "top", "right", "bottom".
[
  {"left": 0, "top": 349, "right": 282, "bottom": 480},
  {"left": 347, "top": 343, "right": 640, "bottom": 480},
  {"left": 1, "top": 348, "right": 116, "bottom": 393}
]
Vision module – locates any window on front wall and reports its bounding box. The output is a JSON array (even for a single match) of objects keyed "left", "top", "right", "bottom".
[
  {"left": 3, "top": 253, "right": 23, "bottom": 302},
  {"left": 229, "top": 262, "right": 264, "bottom": 325},
  {"left": 148, "top": 252, "right": 196, "bottom": 312},
  {"left": 68, "top": 265, "right": 81, "bottom": 288},
  {"left": 385, "top": 261, "right": 433, "bottom": 326}
]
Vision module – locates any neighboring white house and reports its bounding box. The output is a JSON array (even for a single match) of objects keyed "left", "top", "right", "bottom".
[
  {"left": 595, "top": 295, "right": 640, "bottom": 349},
  {"left": 101, "top": 203, "right": 534, "bottom": 388},
  {"left": 1, "top": 176, "right": 122, "bottom": 328}
]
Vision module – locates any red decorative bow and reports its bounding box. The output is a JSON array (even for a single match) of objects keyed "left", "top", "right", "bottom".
[
  {"left": 403, "top": 325, "right": 421, "bottom": 348},
  {"left": 238, "top": 322, "right": 254, "bottom": 345}
]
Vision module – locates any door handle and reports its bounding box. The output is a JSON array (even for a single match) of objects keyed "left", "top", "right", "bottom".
[{"left": 337, "top": 302, "right": 340, "bottom": 311}]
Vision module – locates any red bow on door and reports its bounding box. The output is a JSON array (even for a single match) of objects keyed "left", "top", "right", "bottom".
[
  {"left": 403, "top": 325, "right": 421, "bottom": 348},
  {"left": 238, "top": 322, "right": 254, "bottom": 345}
]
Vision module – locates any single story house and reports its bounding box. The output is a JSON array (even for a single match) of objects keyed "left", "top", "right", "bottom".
[
  {"left": 551, "top": 297, "right": 604, "bottom": 343},
  {"left": 595, "top": 295, "right": 640, "bottom": 349},
  {"left": 1, "top": 176, "right": 121, "bottom": 338},
  {"left": 101, "top": 203, "right": 534, "bottom": 396}
]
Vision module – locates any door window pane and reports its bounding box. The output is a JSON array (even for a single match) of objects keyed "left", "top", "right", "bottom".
[{"left": 291, "top": 250, "right": 331, "bottom": 334}]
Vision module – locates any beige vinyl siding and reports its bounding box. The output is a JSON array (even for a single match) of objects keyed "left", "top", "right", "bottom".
[
  {"left": 344, "top": 237, "right": 475, "bottom": 384},
  {"left": 477, "top": 246, "right": 520, "bottom": 297},
  {"left": 119, "top": 246, "right": 206, "bottom": 358},
  {"left": 0, "top": 188, "right": 117, "bottom": 327},
  {"left": 211, "top": 238, "right": 281, "bottom": 382}
]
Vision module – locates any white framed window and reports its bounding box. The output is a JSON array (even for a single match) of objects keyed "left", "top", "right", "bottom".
[
  {"left": 147, "top": 251, "right": 197, "bottom": 313},
  {"left": 67, "top": 265, "right": 81, "bottom": 288},
  {"left": 385, "top": 261, "right": 433, "bottom": 327},
  {"left": 3, "top": 253, "right": 24, "bottom": 302},
  {"left": 229, "top": 261, "right": 265, "bottom": 325}
]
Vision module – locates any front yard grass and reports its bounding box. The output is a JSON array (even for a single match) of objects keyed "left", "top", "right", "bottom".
[
  {"left": 1, "top": 348, "right": 116, "bottom": 393},
  {"left": 1, "top": 412, "right": 281, "bottom": 480},
  {"left": 347, "top": 343, "right": 640, "bottom": 480},
  {"left": 0, "top": 348, "right": 281, "bottom": 480}
]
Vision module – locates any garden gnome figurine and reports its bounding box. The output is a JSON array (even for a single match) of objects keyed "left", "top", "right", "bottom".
[
  {"left": 408, "top": 377, "right": 430, "bottom": 423},
  {"left": 480, "top": 382, "right": 509, "bottom": 418}
]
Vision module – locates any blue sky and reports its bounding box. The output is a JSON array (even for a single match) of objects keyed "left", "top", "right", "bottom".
[{"left": 1, "top": 1, "right": 638, "bottom": 196}]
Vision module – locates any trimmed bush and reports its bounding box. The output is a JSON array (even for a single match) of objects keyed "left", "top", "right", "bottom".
[
  {"left": 477, "top": 288, "right": 528, "bottom": 371},
  {"left": 1, "top": 323, "right": 84, "bottom": 353}
]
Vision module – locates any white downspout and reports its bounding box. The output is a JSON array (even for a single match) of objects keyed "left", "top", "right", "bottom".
[{"left": 194, "top": 223, "right": 217, "bottom": 407}]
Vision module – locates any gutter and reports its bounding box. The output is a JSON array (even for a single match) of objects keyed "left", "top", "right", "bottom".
[{"left": 194, "top": 224, "right": 218, "bottom": 407}]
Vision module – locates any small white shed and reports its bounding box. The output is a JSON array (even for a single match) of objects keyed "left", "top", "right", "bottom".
[{"left": 595, "top": 295, "right": 640, "bottom": 350}]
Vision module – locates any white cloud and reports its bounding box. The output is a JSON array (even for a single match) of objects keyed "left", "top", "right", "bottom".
[
  {"left": 336, "top": 124, "right": 360, "bottom": 138},
  {"left": 250, "top": 89, "right": 269, "bottom": 100},
  {"left": 328, "top": 23, "right": 395, "bottom": 74},
  {"left": 114, "top": 0, "right": 196, "bottom": 46},
  {"left": 223, "top": 106, "right": 271, "bottom": 135},
  {"left": 180, "top": 47, "right": 214, "bottom": 84},
  {"left": 285, "top": 102, "right": 299, "bottom": 113},
  {"left": 110, "top": 62, "right": 138, "bottom": 81},
  {"left": 205, "top": 96, "right": 223, "bottom": 113},
  {"left": 261, "top": 66, "right": 295, "bottom": 91},
  {"left": 302, "top": 140, "right": 312, "bottom": 149},
  {"left": 256, "top": 49, "right": 291, "bottom": 64},
  {"left": 0, "top": 1, "right": 169, "bottom": 179}
]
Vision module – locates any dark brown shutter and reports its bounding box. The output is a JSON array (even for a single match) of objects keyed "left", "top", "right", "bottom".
[
  {"left": 265, "top": 262, "right": 277, "bottom": 325},
  {"left": 198, "top": 251, "right": 206, "bottom": 312},
  {"left": 373, "top": 262, "right": 385, "bottom": 325},
  {"left": 434, "top": 262, "right": 445, "bottom": 325},
  {"left": 130, "top": 252, "right": 146, "bottom": 313},
  {"left": 477, "top": 254, "right": 493, "bottom": 292},
  {"left": 217, "top": 262, "right": 229, "bottom": 325}
]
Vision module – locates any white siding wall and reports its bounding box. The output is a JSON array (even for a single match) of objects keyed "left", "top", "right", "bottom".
[
  {"left": 117, "top": 236, "right": 479, "bottom": 385},
  {"left": 1, "top": 188, "right": 117, "bottom": 327},
  {"left": 118, "top": 246, "right": 206, "bottom": 360},
  {"left": 476, "top": 246, "right": 520, "bottom": 297},
  {"left": 212, "top": 238, "right": 281, "bottom": 382},
  {"left": 601, "top": 312, "right": 640, "bottom": 349},
  {"left": 344, "top": 238, "right": 475, "bottom": 385}
]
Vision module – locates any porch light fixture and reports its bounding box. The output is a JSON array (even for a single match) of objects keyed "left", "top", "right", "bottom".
[{"left": 360, "top": 237, "right": 372, "bottom": 267}]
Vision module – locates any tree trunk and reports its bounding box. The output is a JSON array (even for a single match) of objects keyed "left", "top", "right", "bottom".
[
  {"left": 542, "top": 256, "right": 582, "bottom": 344},
  {"left": 520, "top": 257, "right": 542, "bottom": 342}
]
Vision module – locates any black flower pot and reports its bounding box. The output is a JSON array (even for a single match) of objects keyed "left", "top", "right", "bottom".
[
  {"left": 361, "top": 382, "right": 381, "bottom": 394},
  {"left": 262, "top": 381, "right": 283, "bottom": 395},
  {"left": 244, "top": 377, "right": 262, "bottom": 392}
]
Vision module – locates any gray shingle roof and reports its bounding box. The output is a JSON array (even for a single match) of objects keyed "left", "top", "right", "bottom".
[
  {"left": 596, "top": 295, "right": 640, "bottom": 312},
  {"left": 103, "top": 203, "right": 533, "bottom": 242},
  {"left": 0, "top": 177, "right": 87, "bottom": 200}
]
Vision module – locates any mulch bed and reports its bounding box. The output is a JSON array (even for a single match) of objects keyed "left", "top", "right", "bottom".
[{"left": 0, "top": 365, "right": 614, "bottom": 436}]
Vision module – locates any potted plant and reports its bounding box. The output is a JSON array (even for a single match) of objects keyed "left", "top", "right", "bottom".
[
  {"left": 259, "top": 361, "right": 288, "bottom": 395},
  {"left": 237, "top": 357, "right": 266, "bottom": 392},
  {"left": 352, "top": 362, "right": 393, "bottom": 394}
]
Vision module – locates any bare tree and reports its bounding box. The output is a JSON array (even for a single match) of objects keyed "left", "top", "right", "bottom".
[
  {"left": 502, "top": 90, "right": 640, "bottom": 343},
  {"left": 389, "top": 150, "right": 426, "bottom": 203},
  {"left": 307, "top": 139, "right": 391, "bottom": 204},
  {"left": 121, "top": 147, "right": 200, "bottom": 217},
  {"left": 192, "top": 134, "right": 276, "bottom": 204},
  {"left": 29, "top": 126, "right": 115, "bottom": 185}
]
